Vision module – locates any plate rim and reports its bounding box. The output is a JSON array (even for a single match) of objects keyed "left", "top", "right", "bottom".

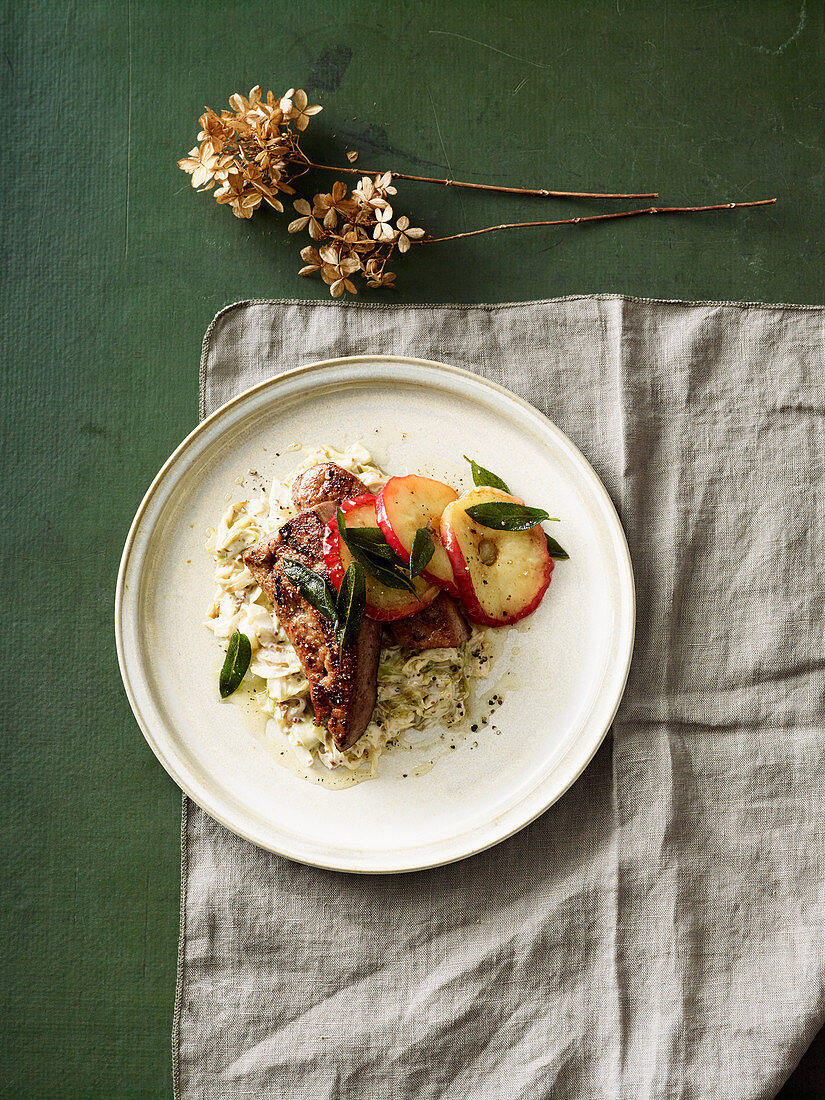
[{"left": 115, "top": 354, "right": 635, "bottom": 873}]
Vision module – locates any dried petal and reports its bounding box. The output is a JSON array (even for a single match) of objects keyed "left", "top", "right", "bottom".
[
  {"left": 214, "top": 171, "right": 263, "bottom": 219},
  {"left": 368, "top": 171, "right": 398, "bottom": 204},
  {"left": 373, "top": 216, "right": 396, "bottom": 242},
  {"left": 290, "top": 88, "right": 323, "bottom": 131},
  {"left": 395, "top": 215, "right": 426, "bottom": 252},
  {"left": 178, "top": 141, "right": 237, "bottom": 191}
]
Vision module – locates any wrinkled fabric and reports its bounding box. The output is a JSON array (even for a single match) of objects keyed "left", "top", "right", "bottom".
[{"left": 176, "top": 296, "right": 825, "bottom": 1100}]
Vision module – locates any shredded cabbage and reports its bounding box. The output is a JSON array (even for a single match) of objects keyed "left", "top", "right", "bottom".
[{"left": 206, "top": 443, "right": 491, "bottom": 777}]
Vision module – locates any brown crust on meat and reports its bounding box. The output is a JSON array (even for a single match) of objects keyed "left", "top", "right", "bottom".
[
  {"left": 243, "top": 504, "right": 381, "bottom": 750},
  {"left": 387, "top": 592, "right": 470, "bottom": 652},
  {"left": 291, "top": 463, "right": 369, "bottom": 510}
]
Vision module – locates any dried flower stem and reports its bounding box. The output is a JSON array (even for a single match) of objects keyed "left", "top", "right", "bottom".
[
  {"left": 181, "top": 87, "right": 778, "bottom": 294},
  {"left": 300, "top": 156, "right": 657, "bottom": 200},
  {"left": 421, "top": 199, "right": 777, "bottom": 243}
]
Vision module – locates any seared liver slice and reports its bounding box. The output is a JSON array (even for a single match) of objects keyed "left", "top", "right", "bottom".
[
  {"left": 243, "top": 503, "right": 381, "bottom": 751},
  {"left": 291, "top": 463, "right": 368, "bottom": 510},
  {"left": 387, "top": 592, "right": 470, "bottom": 651}
]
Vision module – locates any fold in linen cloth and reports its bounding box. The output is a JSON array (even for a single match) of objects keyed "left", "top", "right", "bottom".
[{"left": 175, "top": 295, "right": 825, "bottom": 1100}]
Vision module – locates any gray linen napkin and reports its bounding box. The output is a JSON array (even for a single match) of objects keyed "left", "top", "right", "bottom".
[{"left": 175, "top": 295, "right": 825, "bottom": 1100}]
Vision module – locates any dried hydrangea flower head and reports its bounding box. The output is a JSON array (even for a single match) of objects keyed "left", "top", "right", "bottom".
[
  {"left": 177, "top": 85, "right": 321, "bottom": 218},
  {"left": 287, "top": 174, "right": 424, "bottom": 296}
]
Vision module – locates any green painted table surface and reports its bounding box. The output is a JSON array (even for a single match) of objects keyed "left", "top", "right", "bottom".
[{"left": 3, "top": 2, "right": 823, "bottom": 1095}]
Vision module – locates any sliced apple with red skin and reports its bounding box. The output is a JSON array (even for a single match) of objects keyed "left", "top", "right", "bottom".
[
  {"left": 323, "top": 493, "right": 440, "bottom": 622},
  {"left": 375, "top": 474, "right": 460, "bottom": 597},
  {"left": 440, "top": 487, "right": 554, "bottom": 626}
]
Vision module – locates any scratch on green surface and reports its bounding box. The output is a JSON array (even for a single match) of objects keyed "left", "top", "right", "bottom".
[
  {"left": 429, "top": 29, "right": 555, "bottom": 70},
  {"left": 426, "top": 86, "right": 467, "bottom": 230},
  {"left": 720, "top": 0, "right": 808, "bottom": 56}
]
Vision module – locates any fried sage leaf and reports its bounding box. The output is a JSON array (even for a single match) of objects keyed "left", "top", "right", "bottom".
[
  {"left": 282, "top": 557, "right": 337, "bottom": 620},
  {"left": 336, "top": 508, "right": 417, "bottom": 595},
  {"left": 335, "top": 561, "right": 366, "bottom": 651},
  {"left": 343, "top": 526, "right": 398, "bottom": 562},
  {"left": 464, "top": 502, "right": 554, "bottom": 531},
  {"left": 219, "top": 630, "right": 252, "bottom": 698},
  {"left": 464, "top": 455, "right": 510, "bottom": 493},
  {"left": 545, "top": 532, "right": 570, "bottom": 560},
  {"left": 409, "top": 527, "right": 435, "bottom": 578}
]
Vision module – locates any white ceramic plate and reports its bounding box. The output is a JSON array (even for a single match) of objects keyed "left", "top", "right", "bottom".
[{"left": 116, "top": 356, "right": 634, "bottom": 873}]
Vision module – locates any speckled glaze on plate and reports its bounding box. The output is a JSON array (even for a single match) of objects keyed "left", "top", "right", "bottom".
[{"left": 115, "top": 356, "right": 634, "bottom": 873}]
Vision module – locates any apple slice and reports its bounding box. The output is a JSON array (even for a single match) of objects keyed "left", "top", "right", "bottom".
[
  {"left": 323, "top": 494, "right": 439, "bottom": 622},
  {"left": 440, "top": 487, "right": 553, "bottom": 626},
  {"left": 376, "top": 475, "right": 460, "bottom": 597}
]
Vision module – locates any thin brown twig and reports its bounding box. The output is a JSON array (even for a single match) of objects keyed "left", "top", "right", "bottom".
[
  {"left": 420, "top": 199, "right": 777, "bottom": 243},
  {"left": 301, "top": 157, "right": 658, "bottom": 200}
]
